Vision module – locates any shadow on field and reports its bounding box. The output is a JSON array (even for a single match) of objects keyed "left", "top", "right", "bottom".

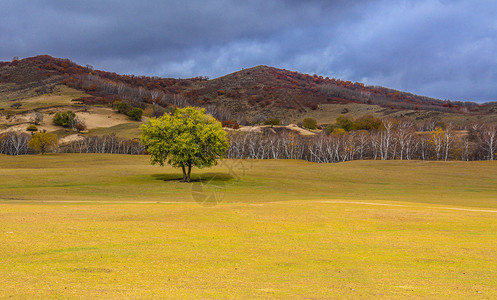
[{"left": 152, "top": 173, "right": 235, "bottom": 183}]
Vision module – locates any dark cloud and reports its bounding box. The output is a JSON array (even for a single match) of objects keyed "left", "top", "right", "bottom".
[{"left": 0, "top": 0, "right": 496, "bottom": 102}]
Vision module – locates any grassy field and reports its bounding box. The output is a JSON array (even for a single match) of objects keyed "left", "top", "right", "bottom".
[
  {"left": 300, "top": 102, "right": 497, "bottom": 127},
  {"left": 0, "top": 85, "right": 88, "bottom": 113},
  {"left": 1, "top": 155, "right": 496, "bottom": 298},
  {"left": 87, "top": 122, "right": 143, "bottom": 139}
]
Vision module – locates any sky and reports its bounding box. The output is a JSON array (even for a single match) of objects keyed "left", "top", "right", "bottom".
[{"left": 1, "top": 0, "right": 496, "bottom": 102}]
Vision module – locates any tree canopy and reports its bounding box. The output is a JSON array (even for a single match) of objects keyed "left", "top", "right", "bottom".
[
  {"left": 140, "top": 106, "right": 229, "bottom": 182},
  {"left": 27, "top": 132, "right": 57, "bottom": 154}
]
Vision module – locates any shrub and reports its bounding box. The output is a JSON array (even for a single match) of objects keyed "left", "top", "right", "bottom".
[
  {"left": 221, "top": 120, "right": 240, "bottom": 129},
  {"left": 73, "top": 117, "right": 87, "bottom": 132},
  {"left": 264, "top": 118, "right": 280, "bottom": 126},
  {"left": 127, "top": 107, "right": 143, "bottom": 121},
  {"left": 302, "top": 118, "right": 317, "bottom": 130},
  {"left": 331, "top": 128, "right": 347, "bottom": 135},
  {"left": 31, "top": 112, "right": 43, "bottom": 125},
  {"left": 336, "top": 115, "right": 354, "bottom": 131},
  {"left": 52, "top": 111, "right": 76, "bottom": 128},
  {"left": 113, "top": 101, "right": 132, "bottom": 114},
  {"left": 323, "top": 124, "right": 338, "bottom": 134},
  {"left": 26, "top": 125, "right": 38, "bottom": 132},
  {"left": 354, "top": 115, "right": 382, "bottom": 131},
  {"left": 11, "top": 102, "right": 22, "bottom": 109}
]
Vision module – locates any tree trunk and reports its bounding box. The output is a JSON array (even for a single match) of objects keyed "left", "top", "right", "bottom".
[
  {"left": 186, "top": 163, "right": 192, "bottom": 183},
  {"left": 181, "top": 165, "right": 187, "bottom": 182}
]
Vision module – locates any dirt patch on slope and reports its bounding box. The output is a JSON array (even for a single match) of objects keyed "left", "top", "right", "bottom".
[
  {"left": 0, "top": 106, "right": 135, "bottom": 134},
  {"left": 236, "top": 124, "right": 315, "bottom": 136}
]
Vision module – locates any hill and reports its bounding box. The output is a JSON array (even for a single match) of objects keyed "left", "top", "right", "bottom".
[{"left": 1, "top": 55, "right": 497, "bottom": 138}]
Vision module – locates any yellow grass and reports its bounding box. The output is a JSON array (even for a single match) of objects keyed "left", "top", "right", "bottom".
[
  {"left": 0, "top": 85, "right": 88, "bottom": 112},
  {"left": 87, "top": 122, "right": 143, "bottom": 139},
  {"left": 300, "top": 102, "right": 497, "bottom": 125},
  {"left": 0, "top": 155, "right": 496, "bottom": 298}
]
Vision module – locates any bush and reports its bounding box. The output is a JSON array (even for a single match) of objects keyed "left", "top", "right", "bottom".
[
  {"left": 302, "top": 118, "right": 317, "bottom": 130},
  {"left": 331, "top": 128, "right": 347, "bottom": 135},
  {"left": 323, "top": 124, "right": 338, "bottom": 134},
  {"left": 336, "top": 115, "right": 354, "bottom": 131},
  {"left": 354, "top": 115, "right": 382, "bottom": 131},
  {"left": 127, "top": 107, "right": 143, "bottom": 121},
  {"left": 264, "top": 118, "right": 280, "bottom": 126},
  {"left": 113, "top": 101, "right": 132, "bottom": 114},
  {"left": 333, "top": 115, "right": 383, "bottom": 132},
  {"left": 31, "top": 112, "right": 43, "bottom": 125},
  {"left": 73, "top": 117, "right": 87, "bottom": 132},
  {"left": 113, "top": 101, "right": 142, "bottom": 120},
  {"left": 52, "top": 111, "right": 76, "bottom": 128},
  {"left": 11, "top": 102, "right": 22, "bottom": 109},
  {"left": 221, "top": 120, "right": 240, "bottom": 129},
  {"left": 26, "top": 125, "right": 38, "bottom": 132}
]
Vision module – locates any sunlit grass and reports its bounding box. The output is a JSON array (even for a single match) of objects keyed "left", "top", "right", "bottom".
[
  {"left": 87, "top": 122, "right": 143, "bottom": 139},
  {"left": 0, "top": 155, "right": 496, "bottom": 298}
]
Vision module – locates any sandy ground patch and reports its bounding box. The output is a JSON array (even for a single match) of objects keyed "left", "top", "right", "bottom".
[
  {"left": 0, "top": 113, "right": 31, "bottom": 125},
  {"left": 75, "top": 107, "right": 134, "bottom": 129},
  {"left": 236, "top": 124, "right": 315, "bottom": 135},
  {"left": 0, "top": 106, "right": 135, "bottom": 134},
  {"left": 59, "top": 134, "right": 85, "bottom": 144},
  {"left": 285, "top": 124, "right": 316, "bottom": 135}
]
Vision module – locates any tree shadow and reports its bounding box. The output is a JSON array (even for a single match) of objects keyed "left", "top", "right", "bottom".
[{"left": 151, "top": 172, "right": 235, "bottom": 183}]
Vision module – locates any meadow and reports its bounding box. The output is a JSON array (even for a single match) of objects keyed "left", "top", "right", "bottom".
[{"left": 1, "top": 154, "right": 496, "bottom": 298}]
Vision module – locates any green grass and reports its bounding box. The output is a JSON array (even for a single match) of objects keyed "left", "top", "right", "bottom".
[
  {"left": 0, "top": 155, "right": 496, "bottom": 298},
  {"left": 1, "top": 154, "right": 496, "bottom": 207}
]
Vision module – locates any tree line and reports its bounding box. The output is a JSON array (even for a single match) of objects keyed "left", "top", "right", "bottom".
[
  {"left": 0, "top": 133, "right": 143, "bottom": 155},
  {"left": 227, "top": 120, "right": 496, "bottom": 162},
  {"left": 1, "top": 120, "right": 496, "bottom": 162}
]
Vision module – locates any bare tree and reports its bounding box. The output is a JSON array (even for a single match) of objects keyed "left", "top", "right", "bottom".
[
  {"left": 30, "top": 111, "right": 44, "bottom": 125},
  {"left": 150, "top": 89, "right": 163, "bottom": 100},
  {"left": 443, "top": 124, "right": 455, "bottom": 161},
  {"left": 396, "top": 120, "right": 415, "bottom": 160},
  {"left": 0, "top": 132, "right": 31, "bottom": 155},
  {"left": 479, "top": 125, "right": 497, "bottom": 160},
  {"left": 379, "top": 119, "right": 395, "bottom": 160}
]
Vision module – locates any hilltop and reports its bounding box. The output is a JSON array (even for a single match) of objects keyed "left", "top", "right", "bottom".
[{"left": 1, "top": 55, "right": 497, "bottom": 138}]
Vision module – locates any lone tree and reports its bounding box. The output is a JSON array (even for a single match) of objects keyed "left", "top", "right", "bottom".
[{"left": 140, "top": 106, "right": 229, "bottom": 182}]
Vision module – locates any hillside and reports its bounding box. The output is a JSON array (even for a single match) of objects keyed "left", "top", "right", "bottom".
[{"left": 1, "top": 55, "right": 497, "bottom": 138}]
